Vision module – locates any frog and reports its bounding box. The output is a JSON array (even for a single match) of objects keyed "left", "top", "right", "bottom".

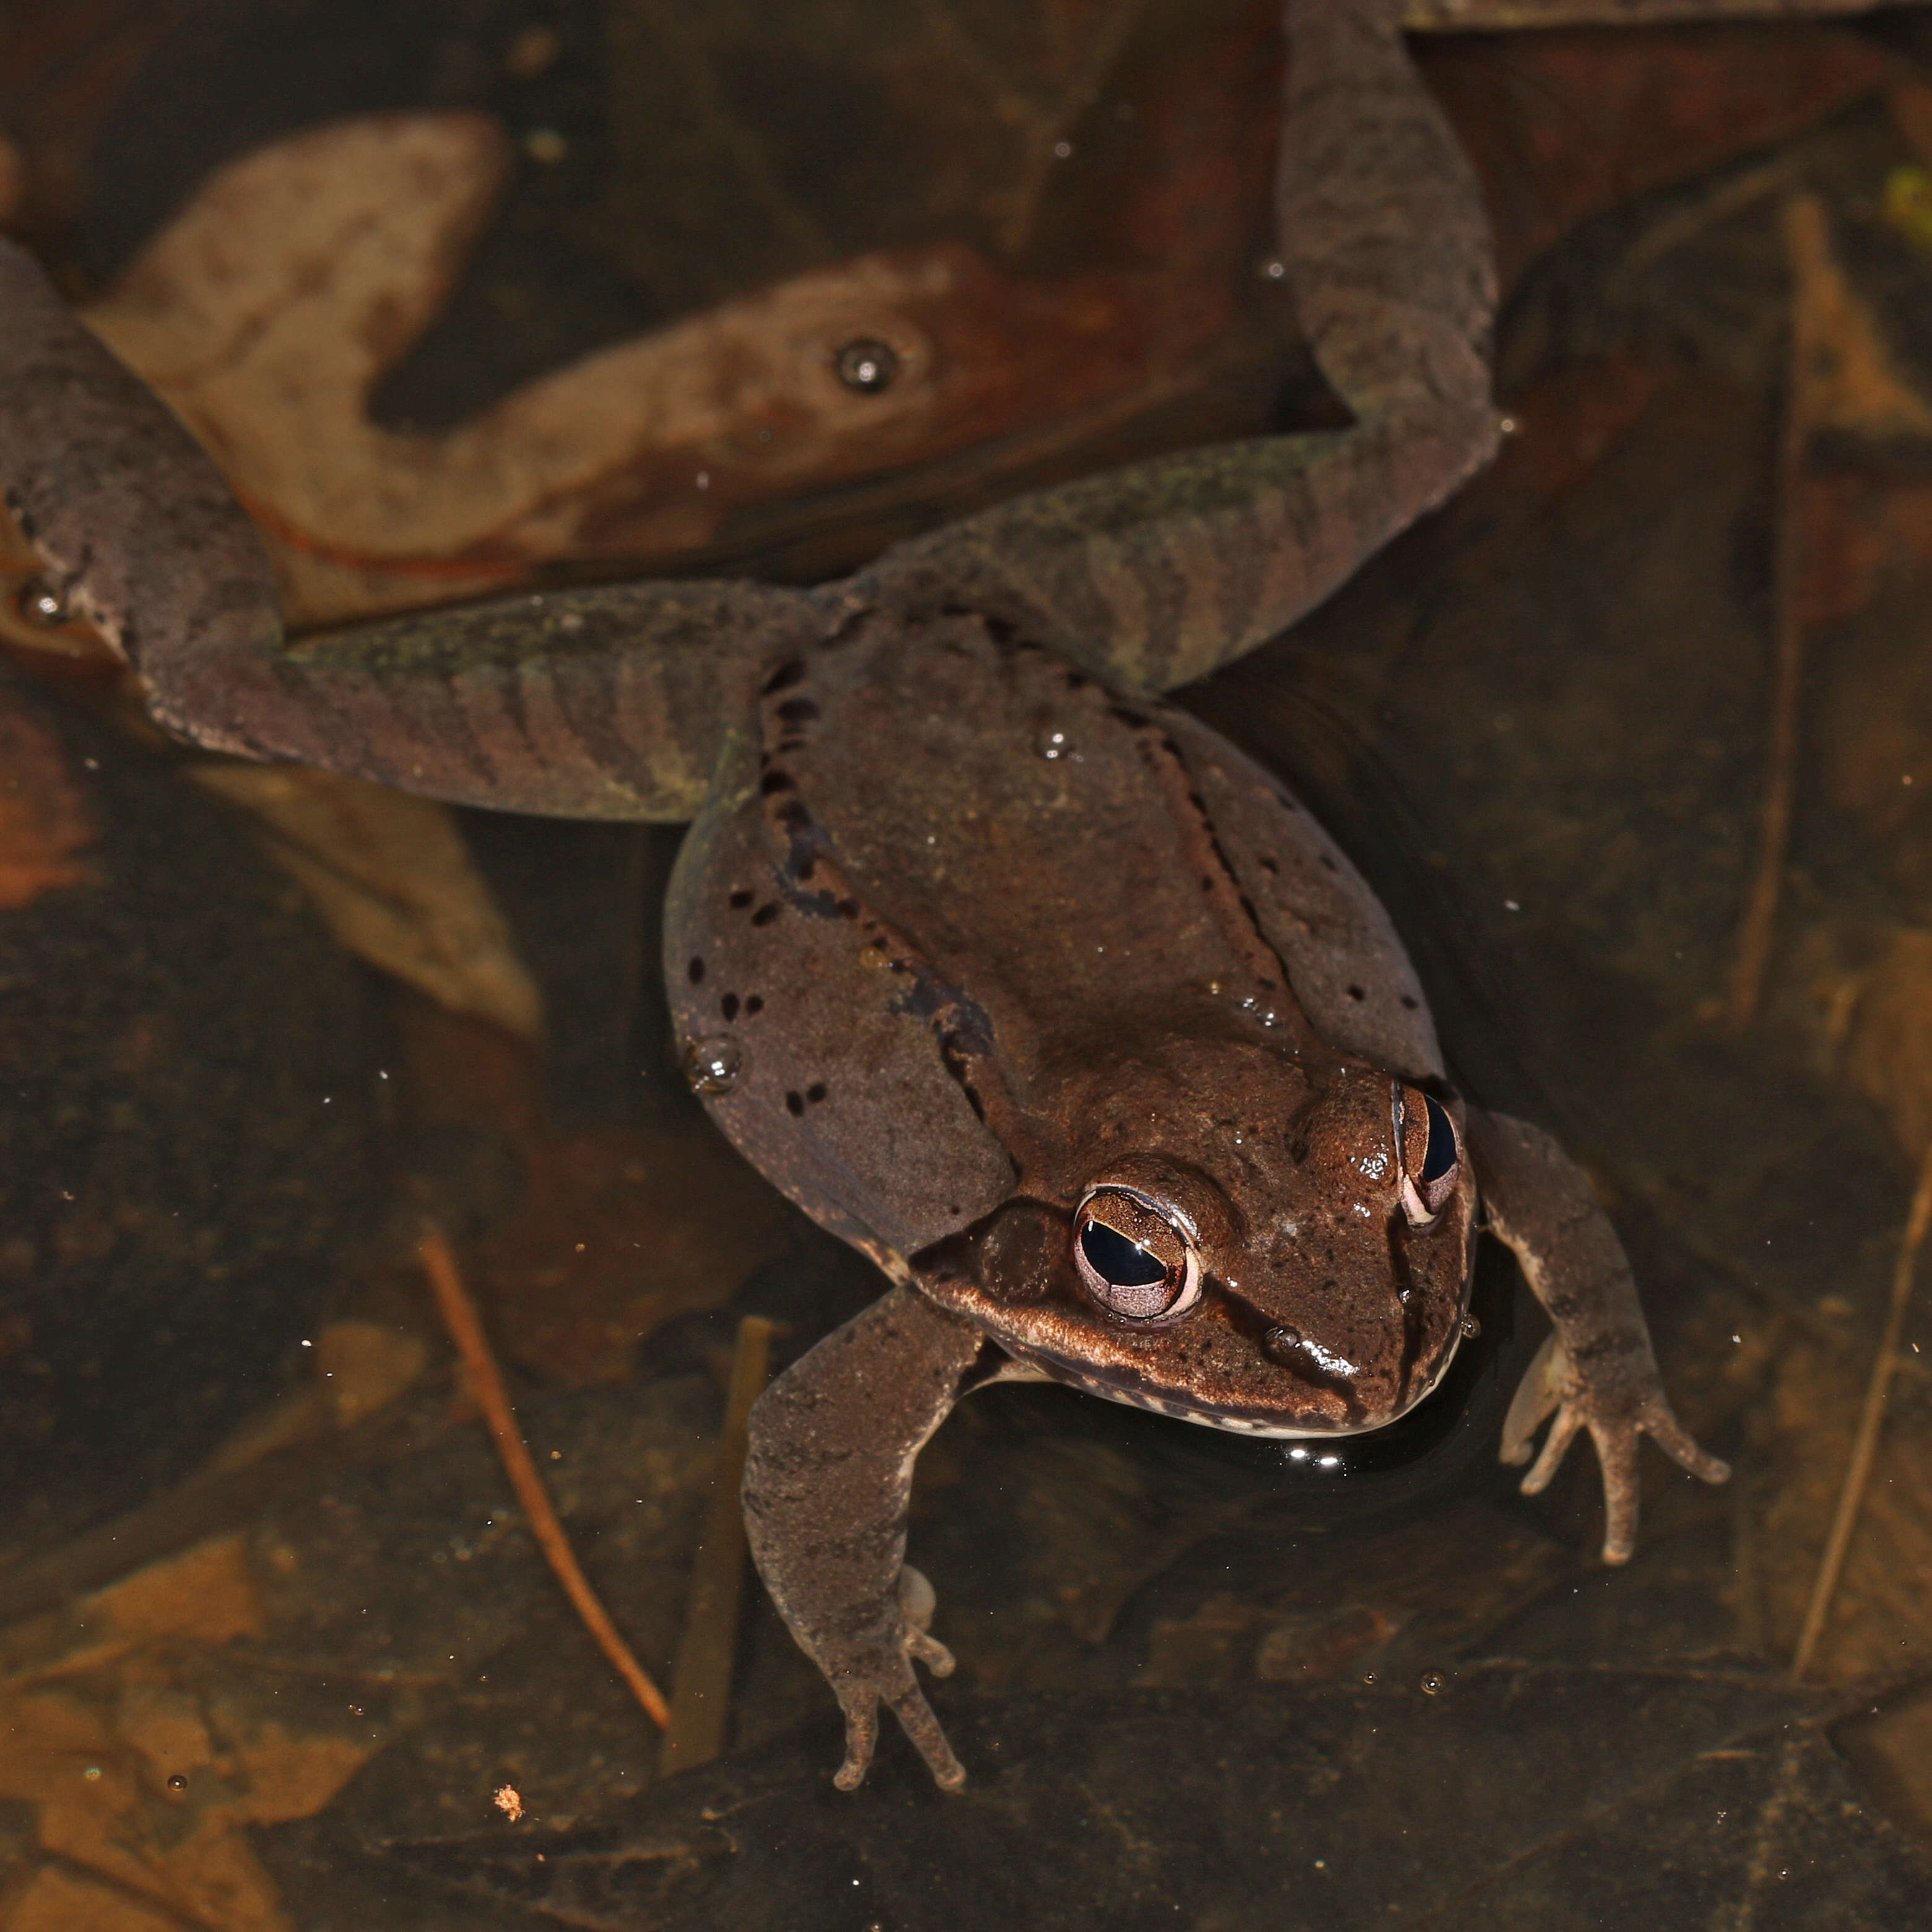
[{"left": 0, "top": 0, "right": 1735, "bottom": 1795}]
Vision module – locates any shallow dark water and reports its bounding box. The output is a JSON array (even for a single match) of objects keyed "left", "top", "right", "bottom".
[{"left": 5, "top": 6, "right": 1932, "bottom": 1930}]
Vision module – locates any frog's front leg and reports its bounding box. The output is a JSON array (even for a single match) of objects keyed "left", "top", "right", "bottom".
[
  {"left": 0, "top": 241, "right": 811, "bottom": 822},
  {"left": 743, "top": 1284, "right": 1029, "bottom": 1791},
  {"left": 1468, "top": 1111, "right": 1729, "bottom": 1562}
]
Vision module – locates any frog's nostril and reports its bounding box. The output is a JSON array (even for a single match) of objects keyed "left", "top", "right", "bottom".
[{"left": 1264, "top": 1323, "right": 1360, "bottom": 1380}]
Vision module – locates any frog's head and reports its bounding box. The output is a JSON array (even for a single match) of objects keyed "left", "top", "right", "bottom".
[{"left": 915, "top": 1036, "right": 1476, "bottom": 1436}]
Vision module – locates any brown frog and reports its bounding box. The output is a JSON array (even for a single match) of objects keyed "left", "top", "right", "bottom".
[{"left": 0, "top": 0, "right": 1730, "bottom": 1794}]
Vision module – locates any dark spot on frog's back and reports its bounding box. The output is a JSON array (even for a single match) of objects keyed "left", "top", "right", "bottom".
[
  {"left": 761, "top": 658, "right": 805, "bottom": 695},
  {"left": 751, "top": 903, "right": 781, "bottom": 927},
  {"left": 721, "top": 993, "right": 739, "bottom": 1021},
  {"left": 687, "top": 956, "right": 705, "bottom": 984},
  {"left": 760, "top": 769, "right": 794, "bottom": 794},
  {"left": 786, "top": 1090, "right": 805, "bottom": 1116},
  {"left": 729, "top": 889, "right": 753, "bottom": 909},
  {"left": 775, "top": 696, "right": 819, "bottom": 726},
  {"left": 745, "top": 994, "right": 765, "bottom": 1014}
]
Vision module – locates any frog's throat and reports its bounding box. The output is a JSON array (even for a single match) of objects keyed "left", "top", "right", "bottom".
[{"left": 998, "top": 1327, "right": 1466, "bottom": 1440}]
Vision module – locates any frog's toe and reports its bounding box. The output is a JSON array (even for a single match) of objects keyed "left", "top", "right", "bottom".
[
  {"left": 829, "top": 1674, "right": 966, "bottom": 1793},
  {"left": 908, "top": 1626, "right": 956, "bottom": 1677},
  {"left": 827, "top": 1611, "right": 966, "bottom": 1792},
  {"left": 1587, "top": 1420, "right": 1642, "bottom": 1566},
  {"left": 1643, "top": 1401, "right": 1731, "bottom": 1487},
  {"left": 1515, "top": 1403, "right": 1583, "bottom": 1497},
  {"left": 832, "top": 1692, "right": 880, "bottom": 1791},
  {"left": 1499, "top": 1332, "right": 1567, "bottom": 1469},
  {"left": 888, "top": 1681, "right": 967, "bottom": 1792}
]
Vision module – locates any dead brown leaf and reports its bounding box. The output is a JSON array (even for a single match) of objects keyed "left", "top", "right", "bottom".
[
  {"left": 0, "top": 1536, "right": 377, "bottom": 1932},
  {"left": 189, "top": 762, "right": 542, "bottom": 1041},
  {"left": 1843, "top": 932, "right": 1932, "bottom": 1163},
  {"left": 83, "top": 111, "right": 1245, "bottom": 627},
  {"left": 0, "top": 693, "right": 95, "bottom": 909},
  {"left": 1743, "top": 1325, "right": 1932, "bottom": 1680},
  {"left": 469, "top": 1125, "right": 794, "bottom": 1386},
  {"left": 1784, "top": 193, "right": 1932, "bottom": 445}
]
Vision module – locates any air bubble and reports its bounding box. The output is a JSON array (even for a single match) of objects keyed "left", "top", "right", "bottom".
[
  {"left": 1460, "top": 1314, "right": 1481, "bottom": 1339},
  {"left": 17, "top": 578, "right": 66, "bottom": 626},
  {"left": 835, "top": 339, "right": 899, "bottom": 395},
  {"left": 1036, "top": 727, "right": 1072, "bottom": 760},
  {"left": 683, "top": 1036, "right": 742, "bottom": 1095},
  {"left": 1419, "top": 1670, "right": 1445, "bottom": 1696}
]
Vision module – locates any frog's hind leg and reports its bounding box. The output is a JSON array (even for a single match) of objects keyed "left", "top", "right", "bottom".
[
  {"left": 864, "top": 0, "right": 1498, "bottom": 695},
  {"left": 0, "top": 240, "right": 813, "bottom": 821}
]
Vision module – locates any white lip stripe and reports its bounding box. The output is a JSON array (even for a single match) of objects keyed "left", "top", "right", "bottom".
[{"left": 1021, "top": 1323, "right": 1467, "bottom": 1440}]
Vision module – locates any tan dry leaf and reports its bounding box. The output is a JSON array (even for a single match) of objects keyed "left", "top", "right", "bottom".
[
  {"left": 0, "top": 1535, "right": 378, "bottom": 1932},
  {"left": 314, "top": 1320, "right": 428, "bottom": 1429},
  {"left": 2, "top": 1865, "right": 183, "bottom": 1932},
  {"left": 190, "top": 761, "right": 542, "bottom": 1039},
  {"left": 1784, "top": 191, "right": 1932, "bottom": 444},
  {"left": 1843, "top": 927, "right": 1932, "bottom": 1163},
  {"left": 80, "top": 114, "right": 966, "bottom": 625},
  {"left": 92, "top": 1533, "right": 265, "bottom": 1653}
]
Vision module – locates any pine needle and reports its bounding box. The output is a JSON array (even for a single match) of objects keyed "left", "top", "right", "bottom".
[
  {"left": 1791, "top": 1134, "right": 1932, "bottom": 1680},
  {"left": 418, "top": 1223, "right": 670, "bottom": 1728}
]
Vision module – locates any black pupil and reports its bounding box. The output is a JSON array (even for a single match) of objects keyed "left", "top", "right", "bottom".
[
  {"left": 1419, "top": 1093, "right": 1457, "bottom": 1187},
  {"left": 1081, "top": 1220, "right": 1167, "bottom": 1288}
]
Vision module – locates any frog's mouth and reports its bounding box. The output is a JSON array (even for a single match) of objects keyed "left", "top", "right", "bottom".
[{"left": 994, "top": 1323, "right": 1466, "bottom": 1439}]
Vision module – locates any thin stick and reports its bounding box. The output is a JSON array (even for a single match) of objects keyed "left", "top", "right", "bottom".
[
  {"left": 1791, "top": 1134, "right": 1932, "bottom": 1680},
  {"left": 417, "top": 1224, "right": 670, "bottom": 1729},
  {"left": 1725, "top": 193, "right": 1821, "bottom": 1033},
  {"left": 661, "top": 1316, "right": 776, "bottom": 1775}
]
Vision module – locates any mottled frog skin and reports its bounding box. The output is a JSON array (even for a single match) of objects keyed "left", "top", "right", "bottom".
[{"left": 0, "top": 0, "right": 1735, "bottom": 1796}]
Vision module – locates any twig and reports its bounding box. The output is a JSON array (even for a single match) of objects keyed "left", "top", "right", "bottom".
[
  {"left": 1725, "top": 193, "right": 1822, "bottom": 1033},
  {"left": 661, "top": 1315, "right": 776, "bottom": 1775},
  {"left": 417, "top": 1224, "right": 670, "bottom": 1729},
  {"left": 1790, "top": 1133, "right": 1932, "bottom": 1681}
]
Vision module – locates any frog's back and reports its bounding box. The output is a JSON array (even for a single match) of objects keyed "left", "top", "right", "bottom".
[{"left": 665, "top": 605, "right": 1442, "bottom": 1260}]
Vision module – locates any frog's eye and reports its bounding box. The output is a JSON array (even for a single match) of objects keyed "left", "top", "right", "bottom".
[
  {"left": 1393, "top": 1083, "right": 1460, "bottom": 1229},
  {"left": 1073, "top": 1187, "right": 1202, "bottom": 1320}
]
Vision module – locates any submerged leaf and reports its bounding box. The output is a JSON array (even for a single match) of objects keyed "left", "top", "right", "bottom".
[
  {"left": 189, "top": 762, "right": 543, "bottom": 1041},
  {"left": 0, "top": 696, "right": 95, "bottom": 909}
]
